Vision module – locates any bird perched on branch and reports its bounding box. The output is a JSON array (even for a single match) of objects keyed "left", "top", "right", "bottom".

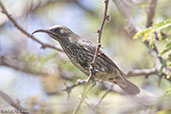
[{"left": 32, "top": 25, "right": 140, "bottom": 95}]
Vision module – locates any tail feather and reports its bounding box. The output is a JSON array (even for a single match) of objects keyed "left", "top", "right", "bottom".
[{"left": 120, "top": 79, "right": 140, "bottom": 95}]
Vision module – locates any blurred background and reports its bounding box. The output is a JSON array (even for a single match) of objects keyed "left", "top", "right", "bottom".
[{"left": 0, "top": 0, "right": 170, "bottom": 114}]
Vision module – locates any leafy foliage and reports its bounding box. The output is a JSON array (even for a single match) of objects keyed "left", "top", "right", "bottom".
[
  {"left": 133, "top": 19, "right": 171, "bottom": 84},
  {"left": 133, "top": 19, "right": 171, "bottom": 39},
  {"left": 166, "top": 88, "right": 171, "bottom": 95}
]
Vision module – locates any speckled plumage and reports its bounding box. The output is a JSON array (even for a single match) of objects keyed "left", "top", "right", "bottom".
[
  {"left": 32, "top": 25, "right": 140, "bottom": 95},
  {"left": 62, "top": 39, "right": 127, "bottom": 87}
]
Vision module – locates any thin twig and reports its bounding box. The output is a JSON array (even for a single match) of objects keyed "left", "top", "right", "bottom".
[
  {"left": 63, "top": 80, "right": 86, "bottom": 94},
  {"left": 72, "top": 0, "right": 110, "bottom": 114},
  {"left": 126, "top": 68, "right": 158, "bottom": 77},
  {"left": 96, "top": 85, "right": 113, "bottom": 108},
  {"left": 62, "top": 67, "right": 157, "bottom": 97},
  {"left": 0, "top": 90, "right": 29, "bottom": 114},
  {"left": 0, "top": 1, "right": 63, "bottom": 52}
]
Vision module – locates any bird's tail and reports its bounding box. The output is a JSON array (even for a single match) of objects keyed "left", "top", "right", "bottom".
[{"left": 120, "top": 79, "right": 140, "bottom": 95}]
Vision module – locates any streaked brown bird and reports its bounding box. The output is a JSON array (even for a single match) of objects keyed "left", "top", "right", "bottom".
[{"left": 32, "top": 25, "right": 140, "bottom": 95}]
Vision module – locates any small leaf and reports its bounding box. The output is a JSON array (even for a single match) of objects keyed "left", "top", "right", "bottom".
[
  {"left": 168, "top": 29, "right": 171, "bottom": 35},
  {"left": 142, "top": 32, "right": 151, "bottom": 41},
  {"left": 153, "top": 19, "right": 171, "bottom": 28},
  {"left": 133, "top": 32, "right": 143, "bottom": 39},
  {"left": 169, "top": 54, "right": 171, "bottom": 61},
  {"left": 159, "top": 46, "right": 171, "bottom": 56},
  {"left": 166, "top": 88, "right": 171, "bottom": 95},
  {"left": 168, "top": 63, "right": 171, "bottom": 67},
  {"left": 166, "top": 42, "right": 171, "bottom": 48},
  {"left": 133, "top": 28, "right": 152, "bottom": 39},
  {"left": 157, "top": 31, "right": 162, "bottom": 40},
  {"left": 149, "top": 34, "right": 154, "bottom": 48}
]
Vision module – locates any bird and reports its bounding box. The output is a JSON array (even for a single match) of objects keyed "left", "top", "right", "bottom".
[{"left": 32, "top": 25, "right": 140, "bottom": 95}]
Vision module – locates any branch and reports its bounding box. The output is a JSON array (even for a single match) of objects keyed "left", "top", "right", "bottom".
[
  {"left": 126, "top": 68, "right": 158, "bottom": 77},
  {"left": 0, "top": 1, "right": 63, "bottom": 52},
  {"left": 0, "top": 56, "right": 46, "bottom": 75},
  {"left": 72, "top": 0, "right": 110, "bottom": 114},
  {"left": 0, "top": 90, "right": 29, "bottom": 114},
  {"left": 62, "top": 68, "right": 158, "bottom": 95},
  {"left": 146, "top": 0, "right": 158, "bottom": 28},
  {"left": 63, "top": 80, "right": 86, "bottom": 94}
]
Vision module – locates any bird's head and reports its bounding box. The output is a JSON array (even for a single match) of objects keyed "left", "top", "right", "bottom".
[{"left": 32, "top": 25, "right": 78, "bottom": 44}]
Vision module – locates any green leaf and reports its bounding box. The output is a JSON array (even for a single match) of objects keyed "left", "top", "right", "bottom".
[
  {"left": 159, "top": 46, "right": 171, "bottom": 56},
  {"left": 166, "top": 42, "right": 171, "bottom": 48},
  {"left": 153, "top": 19, "right": 171, "bottom": 28},
  {"left": 133, "top": 28, "right": 152, "bottom": 39},
  {"left": 157, "top": 31, "right": 162, "bottom": 40},
  {"left": 169, "top": 54, "right": 171, "bottom": 61},
  {"left": 168, "top": 29, "right": 171, "bottom": 35},
  {"left": 149, "top": 34, "right": 154, "bottom": 48},
  {"left": 166, "top": 88, "right": 171, "bottom": 95},
  {"left": 168, "top": 63, "right": 171, "bottom": 67},
  {"left": 142, "top": 32, "right": 151, "bottom": 41},
  {"left": 133, "top": 19, "right": 171, "bottom": 41}
]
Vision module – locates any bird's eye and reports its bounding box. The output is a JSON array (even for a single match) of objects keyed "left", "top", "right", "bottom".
[
  {"left": 53, "top": 28, "right": 65, "bottom": 35},
  {"left": 54, "top": 28, "right": 61, "bottom": 33}
]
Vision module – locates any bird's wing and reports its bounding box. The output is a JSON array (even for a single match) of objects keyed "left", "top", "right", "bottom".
[
  {"left": 78, "top": 39, "right": 125, "bottom": 73},
  {"left": 78, "top": 39, "right": 127, "bottom": 76}
]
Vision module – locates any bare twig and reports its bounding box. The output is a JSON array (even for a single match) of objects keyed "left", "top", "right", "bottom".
[
  {"left": 62, "top": 67, "right": 158, "bottom": 97},
  {"left": 126, "top": 68, "right": 158, "bottom": 77},
  {"left": 63, "top": 80, "right": 86, "bottom": 94},
  {"left": 72, "top": 0, "right": 110, "bottom": 114},
  {"left": 96, "top": 85, "right": 113, "bottom": 108},
  {"left": 0, "top": 90, "right": 29, "bottom": 114},
  {"left": 0, "top": 1, "right": 63, "bottom": 52}
]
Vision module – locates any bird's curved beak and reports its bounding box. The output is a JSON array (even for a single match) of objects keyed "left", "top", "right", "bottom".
[
  {"left": 31, "top": 29, "right": 57, "bottom": 37},
  {"left": 31, "top": 29, "right": 49, "bottom": 35}
]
